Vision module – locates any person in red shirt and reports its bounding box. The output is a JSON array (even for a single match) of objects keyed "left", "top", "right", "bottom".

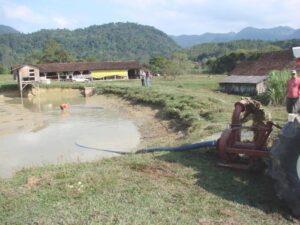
[{"left": 286, "top": 70, "right": 300, "bottom": 113}]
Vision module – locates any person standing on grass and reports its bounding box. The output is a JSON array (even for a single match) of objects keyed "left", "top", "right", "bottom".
[
  {"left": 145, "top": 71, "right": 151, "bottom": 87},
  {"left": 140, "top": 70, "right": 146, "bottom": 86},
  {"left": 286, "top": 70, "right": 300, "bottom": 113}
]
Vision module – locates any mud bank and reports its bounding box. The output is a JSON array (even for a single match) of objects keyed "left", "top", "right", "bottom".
[
  {"left": 0, "top": 89, "right": 181, "bottom": 177},
  {"left": 0, "top": 89, "right": 181, "bottom": 147},
  {"left": 95, "top": 94, "right": 183, "bottom": 148}
]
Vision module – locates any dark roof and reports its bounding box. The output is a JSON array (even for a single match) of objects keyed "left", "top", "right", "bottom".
[
  {"left": 219, "top": 75, "right": 267, "bottom": 84},
  {"left": 12, "top": 60, "right": 142, "bottom": 73},
  {"left": 11, "top": 64, "right": 39, "bottom": 71},
  {"left": 230, "top": 50, "right": 295, "bottom": 76}
]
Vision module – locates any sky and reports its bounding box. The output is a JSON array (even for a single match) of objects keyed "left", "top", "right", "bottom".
[{"left": 0, "top": 0, "right": 299, "bottom": 35}]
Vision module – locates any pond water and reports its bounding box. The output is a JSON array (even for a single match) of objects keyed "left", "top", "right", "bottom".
[{"left": 0, "top": 91, "right": 140, "bottom": 178}]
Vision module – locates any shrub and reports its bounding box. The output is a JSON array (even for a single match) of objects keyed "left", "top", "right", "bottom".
[
  {"left": 258, "top": 70, "right": 290, "bottom": 105},
  {"left": 95, "top": 86, "right": 205, "bottom": 128}
]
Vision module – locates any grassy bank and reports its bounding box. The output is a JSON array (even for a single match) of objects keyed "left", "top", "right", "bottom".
[
  {"left": 94, "top": 82, "right": 233, "bottom": 142},
  {"left": 93, "top": 76, "right": 286, "bottom": 142},
  {"left": 0, "top": 152, "right": 293, "bottom": 224},
  {"left": 0, "top": 74, "right": 18, "bottom": 92},
  {"left": 0, "top": 74, "right": 292, "bottom": 224}
]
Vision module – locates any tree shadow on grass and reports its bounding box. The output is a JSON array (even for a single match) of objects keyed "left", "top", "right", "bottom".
[{"left": 156, "top": 149, "right": 293, "bottom": 219}]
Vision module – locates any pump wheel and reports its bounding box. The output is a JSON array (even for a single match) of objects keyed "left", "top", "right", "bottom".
[{"left": 270, "top": 118, "right": 300, "bottom": 217}]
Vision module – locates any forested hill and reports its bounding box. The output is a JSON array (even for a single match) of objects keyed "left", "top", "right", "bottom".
[
  {"left": 0, "top": 25, "right": 19, "bottom": 35},
  {"left": 0, "top": 22, "right": 180, "bottom": 69},
  {"left": 171, "top": 26, "right": 300, "bottom": 47},
  {"left": 178, "top": 38, "right": 300, "bottom": 74},
  {"left": 184, "top": 39, "right": 300, "bottom": 61}
]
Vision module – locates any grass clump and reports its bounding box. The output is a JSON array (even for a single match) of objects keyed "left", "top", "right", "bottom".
[
  {"left": 96, "top": 86, "right": 203, "bottom": 129},
  {"left": 257, "top": 70, "right": 290, "bottom": 105},
  {"left": 0, "top": 74, "right": 18, "bottom": 91}
]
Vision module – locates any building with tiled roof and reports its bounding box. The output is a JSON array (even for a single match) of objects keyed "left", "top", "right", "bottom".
[{"left": 219, "top": 50, "right": 297, "bottom": 95}]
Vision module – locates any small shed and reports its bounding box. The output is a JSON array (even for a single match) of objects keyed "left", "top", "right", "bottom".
[
  {"left": 11, "top": 65, "right": 40, "bottom": 96},
  {"left": 219, "top": 75, "right": 267, "bottom": 95},
  {"left": 219, "top": 50, "right": 295, "bottom": 95},
  {"left": 12, "top": 64, "right": 40, "bottom": 82}
]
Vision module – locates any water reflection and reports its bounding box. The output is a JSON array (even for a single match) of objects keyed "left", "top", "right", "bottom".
[{"left": 0, "top": 93, "right": 140, "bottom": 178}]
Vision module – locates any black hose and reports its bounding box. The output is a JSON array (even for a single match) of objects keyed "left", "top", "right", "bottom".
[
  {"left": 75, "top": 142, "right": 130, "bottom": 155},
  {"left": 75, "top": 140, "right": 217, "bottom": 155},
  {"left": 136, "top": 140, "right": 217, "bottom": 154}
]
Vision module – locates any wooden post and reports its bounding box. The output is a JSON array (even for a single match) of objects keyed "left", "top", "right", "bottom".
[{"left": 18, "top": 75, "right": 22, "bottom": 98}]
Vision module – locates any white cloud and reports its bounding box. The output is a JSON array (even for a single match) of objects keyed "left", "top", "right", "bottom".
[
  {"left": 109, "top": 0, "right": 300, "bottom": 34},
  {"left": 3, "top": 4, "right": 45, "bottom": 24},
  {"left": 0, "top": 0, "right": 298, "bottom": 34},
  {"left": 110, "top": 0, "right": 207, "bottom": 7},
  {"left": 0, "top": 2, "right": 75, "bottom": 32},
  {"left": 52, "top": 16, "right": 73, "bottom": 29}
]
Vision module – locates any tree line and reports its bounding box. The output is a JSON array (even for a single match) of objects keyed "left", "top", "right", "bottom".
[
  {"left": 149, "top": 39, "right": 300, "bottom": 75},
  {"left": 0, "top": 22, "right": 179, "bottom": 73},
  {"left": 0, "top": 22, "right": 299, "bottom": 75}
]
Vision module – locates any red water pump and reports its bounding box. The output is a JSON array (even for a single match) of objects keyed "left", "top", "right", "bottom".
[{"left": 216, "top": 99, "right": 276, "bottom": 170}]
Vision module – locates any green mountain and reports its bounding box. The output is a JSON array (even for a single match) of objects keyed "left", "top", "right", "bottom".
[
  {"left": 183, "top": 39, "right": 300, "bottom": 62},
  {"left": 182, "top": 38, "right": 300, "bottom": 74},
  {"left": 184, "top": 40, "right": 281, "bottom": 61},
  {"left": 0, "top": 22, "right": 180, "bottom": 69},
  {"left": 235, "top": 26, "right": 295, "bottom": 40},
  {"left": 171, "top": 26, "right": 300, "bottom": 48},
  {"left": 0, "top": 25, "right": 19, "bottom": 35},
  {"left": 291, "top": 29, "right": 300, "bottom": 39},
  {"left": 170, "top": 32, "right": 235, "bottom": 48}
]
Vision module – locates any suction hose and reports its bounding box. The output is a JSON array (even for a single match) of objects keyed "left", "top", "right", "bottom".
[
  {"left": 136, "top": 140, "right": 217, "bottom": 154},
  {"left": 75, "top": 140, "right": 217, "bottom": 155}
]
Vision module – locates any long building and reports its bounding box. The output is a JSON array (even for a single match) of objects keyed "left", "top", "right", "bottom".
[{"left": 11, "top": 60, "right": 142, "bottom": 83}]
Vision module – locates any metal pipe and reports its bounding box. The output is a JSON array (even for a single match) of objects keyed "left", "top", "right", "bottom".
[
  {"left": 231, "top": 101, "right": 246, "bottom": 127},
  {"left": 226, "top": 147, "right": 270, "bottom": 157}
]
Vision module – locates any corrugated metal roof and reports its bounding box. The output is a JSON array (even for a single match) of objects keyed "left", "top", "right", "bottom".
[{"left": 219, "top": 75, "right": 267, "bottom": 84}]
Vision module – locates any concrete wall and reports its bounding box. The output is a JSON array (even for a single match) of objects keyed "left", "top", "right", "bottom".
[{"left": 256, "top": 82, "right": 266, "bottom": 94}]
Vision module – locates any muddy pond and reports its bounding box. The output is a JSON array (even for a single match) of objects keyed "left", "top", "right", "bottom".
[{"left": 0, "top": 90, "right": 141, "bottom": 178}]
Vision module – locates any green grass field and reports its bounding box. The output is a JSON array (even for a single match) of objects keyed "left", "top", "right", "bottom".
[{"left": 0, "top": 74, "right": 293, "bottom": 224}]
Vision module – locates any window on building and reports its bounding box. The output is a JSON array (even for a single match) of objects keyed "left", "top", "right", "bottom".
[{"left": 29, "top": 68, "right": 35, "bottom": 77}]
